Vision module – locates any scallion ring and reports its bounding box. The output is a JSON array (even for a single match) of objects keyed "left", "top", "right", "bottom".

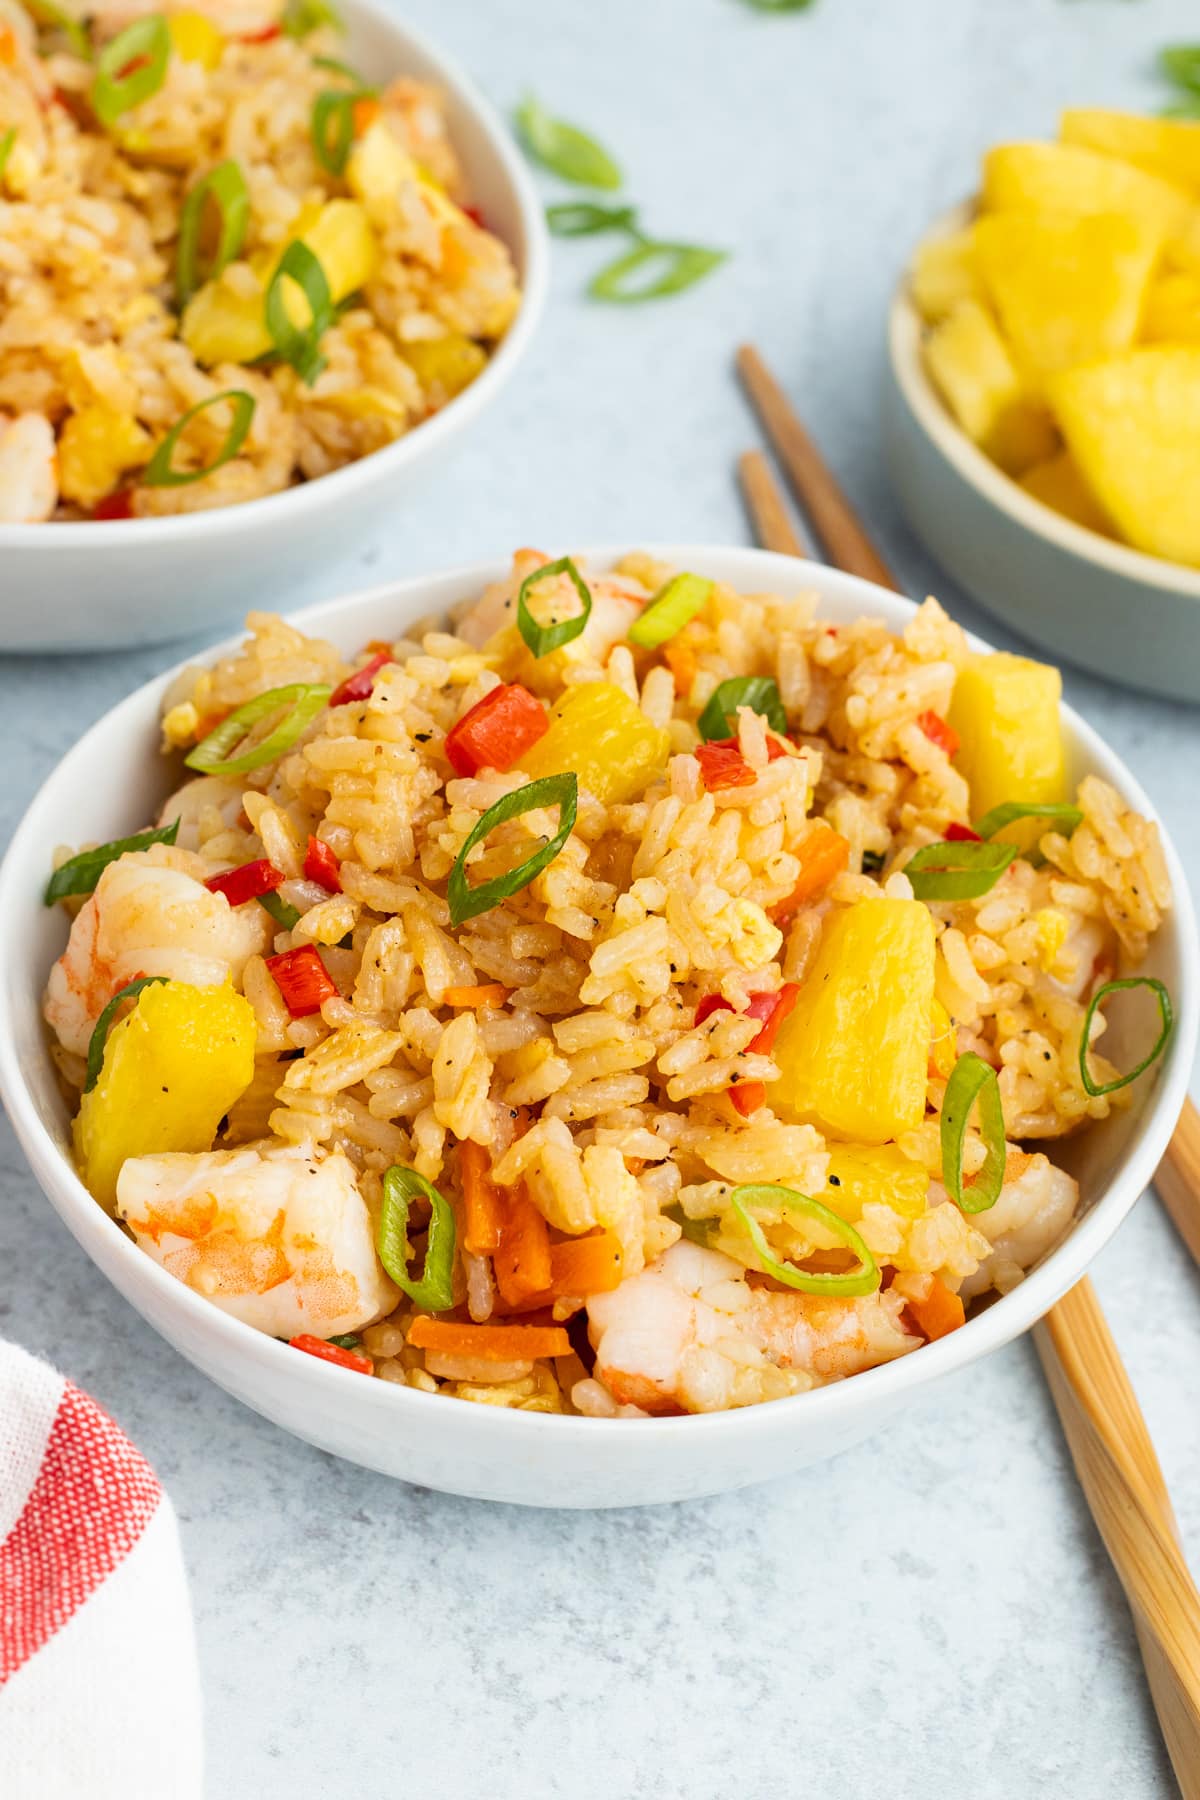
[
  {"left": 44, "top": 818, "right": 180, "bottom": 905},
  {"left": 447, "top": 772, "right": 577, "bottom": 927},
  {"left": 311, "top": 86, "right": 375, "bottom": 176},
  {"left": 516, "top": 556, "right": 592, "bottom": 657},
  {"left": 258, "top": 890, "right": 302, "bottom": 931},
  {"left": 0, "top": 128, "right": 16, "bottom": 181},
  {"left": 91, "top": 14, "right": 170, "bottom": 129},
  {"left": 973, "top": 801, "right": 1084, "bottom": 842},
  {"left": 264, "top": 239, "right": 334, "bottom": 385},
  {"left": 1161, "top": 44, "right": 1200, "bottom": 95},
  {"left": 185, "top": 682, "right": 331, "bottom": 776},
  {"left": 312, "top": 53, "right": 362, "bottom": 80},
  {"left": 378, "top": 1166, "right": 456, "bottom": 1311},
  {"left": 27, "top": 0, "right": 90, "bottom": 59},
  {"left": 85, "top": 976, "right": 169, "bottom": 1092},
  {"left": 283, "top": 0, "right": 343, "bottom": 38},
  {"left": 514, "top": 94, "right": 621, "bottom": 190},
  {"left": 590, "top": 240, "right": 727, "bottom": 304},
  {"left": 327, "top": 1332, "right": 362, "bottom": 1350},
  {"left": 728, "top": 1184, "right": 879, "bottom": 1297},
  {"left": 143, "top": 389, "right": 255, "bottom": 489},
  {"left": 175, "top": 159, "right": 249, "bottom": 308},
  {"left": 905, "top": 838, "right": 1018, "bottom": 902},
  {"left": 697, "top": 676, "right": 787, "bottom": 742},
  {"left": 627, "top": 572, "right": 713, "bottom": 649},
  {"left": 940, "top": 1052, "right": 1006, "bottom": 1215},
  {"left": 1079, "top": 977, "right": 1174, "bottom": 1099},
  {"left": 545, "top": 201, "right": 638, "bottom": 237}
]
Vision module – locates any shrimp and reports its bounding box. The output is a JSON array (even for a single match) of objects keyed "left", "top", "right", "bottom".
[
  {"left": 456, "top": 549, "right": 646, "bottom": 663},
  {"left": 586, "top": 1240, "right": 918, "bottom": 1415},
  {"left": 956, "top": 1150, "right": 1078, "bottom": 1301},
  {"left": 115, "top": 1144, "right": 397, "bottom": 1338},
  {"left": 0, "top": 413, "right": 57, "bottom": 523},
  {"left": 44, "top": 843, "right": 271, "bottom": 1057}
]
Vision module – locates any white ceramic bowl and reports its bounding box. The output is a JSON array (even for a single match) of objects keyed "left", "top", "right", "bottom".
[
  {"left": 0, "top": 547, "right": 1194, "bottom": 1508},
  {"left": 883, "top": 204, "right": 1200, "bottom": 705},
  {"left": 0, "top": 0, "right": 547, "bottom": 656}
]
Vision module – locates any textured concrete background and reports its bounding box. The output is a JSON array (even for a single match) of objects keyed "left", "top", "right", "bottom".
[{"left": 2, "top": 1, "right": 1199, "bottom": 1794}]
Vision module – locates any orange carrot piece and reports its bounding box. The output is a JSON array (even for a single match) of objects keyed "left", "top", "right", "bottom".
[
  {"left": 443, "top": 983, "right": 509, "bottom": 1009},
  {"left": 549, "top": 1229, "right": 624, "bottom": 1297},
  {"left": 906, "top": 1277, "right": 966, "bottom": 1342},
  {"left": 352, "top": 95, "right": 381, "bottom": 135},
  {"left": 770, "top": 823, "right": 850, "bottom": 922},
  {"left": 493, "top": 1185, "right": 553, "bottom": 1308},
  {"left": 407, "top": 1317, "right": 570, "bottom": 1361},
  {"left": 664, "top": 639, "right": 697, "bottom": 697},
  {"left": 459, "top": 1140, "right": 503, "bottom": 1256}
]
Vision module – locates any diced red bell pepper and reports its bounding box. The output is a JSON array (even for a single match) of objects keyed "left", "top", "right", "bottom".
[
  {"left": 93, "top": 488, "right": 135, "bottom": 521},
  {"left": 694, "top": 994, "right": 735, "bottom": 1026},
  {"left": 303, "top": 834, "right": 342, "bottom": 892},
  {"left": 730, "top": 983, "right": 801, "bottom": 1116},
  {"left": 945, "top": 821, "right": 982, "bottom": 843},
  {"left": 445, "top": 682, "right": 549, "bottom": 777},
  {"left": 266, "top": 946, "right": 338, "bottom": 1018},
  {"left": 238, "top": 21, "right": 281, "bottom": 40},
  {"left": 205, "top": 858, "right": 285, "bottom": 907},
  {"left": 916, "top": 710, "right": 960, "bottom": 759},
  {"left": 695, "top": 735, "right": 789, "bottom": 792},
  {"left": 289, "top": 1334, "right": 373, "bottom": 1375},
  {"left": 330, "top": 652, "right": 391, "bottom": 708},
  {"left": 463, "top": 205, "right": 487, "bottom": 230}
]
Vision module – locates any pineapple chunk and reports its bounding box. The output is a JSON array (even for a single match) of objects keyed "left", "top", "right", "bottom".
[
  {"left": 1142, "top": 271, "right": 1200, "bottom": 343},
  {"left": 518, "top": 681, "right": 670, "bottom": 804},
  {"left": 910, "top": 226, "right": 981, "bottom": 323},
  {"left": 973, "top": 210, "right": 1162, "bottom": 383},
  {"left": 947, "top": 652, "right": 1066, "bottom": 835},
  {"left": 57, "top": 406, "right": 152, "bottom": 509},
  {"left": 401, "top": 334, "right": 487, "bottom": 403},
  {"left": 822, "top": 1143, "right": 930, "bottom": 1222},
  {"left": 1048, "top": 346, "right": 1200, "bottom": 566},
  {"left": 771, "top": 898, "right": 936, "bottom": 1144},
  {"left": 168, "top": 10, "right": 224, "bottom": 67},
  {"left": 1018, "top": 451, "right": 1114, "bottom": 537},
  {"left": 1061, "top": 108, "right": 1200, "bottom": 197},
  {"left": 346, "top": 118, "right": 418, "bottom": 212},
  {"left": 923, "top": 299, "right": 1057, "bottom": 474},
  {"left": 981, "top": 141, "right": 1192, "bottom": 245},
  {"left": 73, "top": 980, "right": 256, "bottom": 1212}
]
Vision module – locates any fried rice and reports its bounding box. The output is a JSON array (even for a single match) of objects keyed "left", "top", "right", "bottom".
[{"left": 41, "top": 552, "right": 1173, "bottom": 1416}]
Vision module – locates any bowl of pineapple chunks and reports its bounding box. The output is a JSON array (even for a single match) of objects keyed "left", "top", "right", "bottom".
[{"left": 884, "top": 109, "right": 1200, "bottom": 703}]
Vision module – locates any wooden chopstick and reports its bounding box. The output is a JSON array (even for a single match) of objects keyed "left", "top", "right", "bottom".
[
  {"left": 738, "top": 450, "right": 808, "bottom": 559},
  {"left": 738, "top": 351, "right": 1200, "bottom": 1794}
]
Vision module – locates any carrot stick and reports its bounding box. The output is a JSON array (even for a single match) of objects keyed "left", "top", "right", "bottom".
[
  {"left": 549, "top": 1229, "right": 625, "bottom": 1296},
  {"left": 493, "top": 1185, "right": 553, "bottom": 1307},
  {"left": 770, "top": 822, "right": 850, "bottom": 922},
  {"left": 458, "top": 1140, "right": 503, "bottom": 1256},
  {"left": 407, "top": 1317, "right": 570, "bottom": 1361},
  {"left": 906, "top": 1276, "right": 966, "bottom": 1342},
  {"left": 443, "top": 983, "right": 509, "bottom": 1008}
]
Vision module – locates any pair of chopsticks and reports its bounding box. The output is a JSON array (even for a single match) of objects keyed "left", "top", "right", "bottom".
[{"left": 736, "top": 342, "right": 1200, "bottom": 1798}]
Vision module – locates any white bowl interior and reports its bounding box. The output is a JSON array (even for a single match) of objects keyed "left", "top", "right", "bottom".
[{"left": 1, "top": 547, "right": 1194, "bottom": 1506}]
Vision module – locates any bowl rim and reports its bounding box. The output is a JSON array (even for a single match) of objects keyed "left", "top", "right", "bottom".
[
  {"left": 0, "top": 0, "right": 549, "bottom": 552},
  {"left": 1, "top": 543, "right": 1195, "bottom": 1452},
  {"left": 888, "top": 200, "right": 1200, "bottom": 601}
]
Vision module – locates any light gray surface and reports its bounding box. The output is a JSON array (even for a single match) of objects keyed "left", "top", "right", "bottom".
[{"left": 2, "top": 0, "right": 1199, "bottom": 1794}]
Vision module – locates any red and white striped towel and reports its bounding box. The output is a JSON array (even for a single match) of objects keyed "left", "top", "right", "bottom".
[{"left": 0, "top": 1340, "right": 203, "bottom": 1798}]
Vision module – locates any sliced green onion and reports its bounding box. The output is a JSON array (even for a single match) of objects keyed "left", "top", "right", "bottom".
[
  {"left": 84, "top": 976, "right": 169, "bottom": 1092},
  {"left": 264, "top": 239, "right": 334, "bottom": 385},
  {"left": 143, "top": 389, "right": 255, "bottom": 489},
  {"left": 378, "top": 1166, "right": 456, "bottom": 1311},
  {"left": 327, "top": 1332, "right": 362, "bottom": 1349},
  {"left": 91, "top": 14, "right": 169, "bottom": 129},
  {"left": 627, "top": 572, "right": 713, "bottom": 649},
  {"left": 312, "top": 53, "right": 362, "bottom": 80},
  {"left": 974, "top": 801, "right": 1084, "bottom": 842},
  {"left": 1079, "top": 977, "right": 1174, "bottom": 1099},
  {"left": 283, "top": 0, "right": 343, "bottom": 38},
  {"left": 26, "top": 0, "right": 90, "bottom": 59},
  {"left": 664, "top": 1205, "right": 717, "bottom": 1248},
  {"left": 258, "top": 890, "right": 302, "bottom": 931},
  {"left": 697, "top": 676, "right": 786, "bottom": 742},
  {"left": 740, "top": 0, "right": 816, "bottom": 10},
  {"left": 448, "top": 773, "right": 577, "bottom": 928},
  {"left": 44, "top": 818, "right": 180, "bottom": 905},
  {"left": 545, "top": 201, "right": 638, "bottom": 237},
  {"left": 0, "top": 128, "right": 16, "bottom": 182},
  {"left": 311, "top": 87, "right": 374, "bottom": 176},
  {"left": 905, "top": 838, "right": 1018, "bottom": 902},
  {"left": 728, "top": 1184, "right": 879, "bottom": 1297},
  {"left": 175, "top": 159, "right": 249, "bottom": 308},
  {"left": 185, "top": 682, "right": 331, "bottom": 776},
  {"left": 514, "top": 94, "right": 621, "bottom": 189},
  {"left": 1161, "top": 44, "right": 1200, "bottom": 94},
  {"left": 516, "top": 556, "right": 592, "bottom": 657},
  {"left": 940, "top": 1052, "right": 1006, "bottom": 1215},
  {"left": 590, "top": 240, "right": 727, "bottom": 303},
  {"left": 1163, "top": 98, "right": 1200, "bottom": 119}
]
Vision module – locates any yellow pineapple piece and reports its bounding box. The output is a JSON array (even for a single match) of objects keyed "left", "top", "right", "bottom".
[
  {"left": 168, "top": 10, "right": 224, "bottom": 67},
  {"left": 910, "top": 226, "right": 981, "bottom": 322},
  {"left": 822, "top": 1144, "right": 930, "bottom": 1222},
  {"left": 518, "top": 681, "right": 670, "bottom": 804},
  {"left": 973, "top": 210, "right": 1161, "bottom": 383},
  {"left": 346, "top": 118, "right": 417, "bottom": 211},
  {"left": 401, "top": 334, "right": 488, "bottom": 404},
  {"left": 74, "top": 981, "right": 256, "bottom": 1212},
  {"left": 1142, "top": 270, "right": 1200, "bottom": 343},
  {"left": 981, "top": 141, "right": 1192, "bottom": 244},
  {"left": 923, "top": 299, "right": 1057, "bottom": 474},
  {"left": 1061, "top": 108, "right": 1200, "bottom": 197},
  {"left": 771, "top": 898, "right": 936, "bottom": 1144},
  {"left": 1018, "top": 451, "right": 1115, "bottom": 536},
  {"left": 1048, "top": 346, "right": 1200, "bottom": 566},
  {"left": 57, "top": 406, "right": 152, "bottom": 509},
  {"left": 947, "top": 652, "right": 1066, "bottom": 835}
]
